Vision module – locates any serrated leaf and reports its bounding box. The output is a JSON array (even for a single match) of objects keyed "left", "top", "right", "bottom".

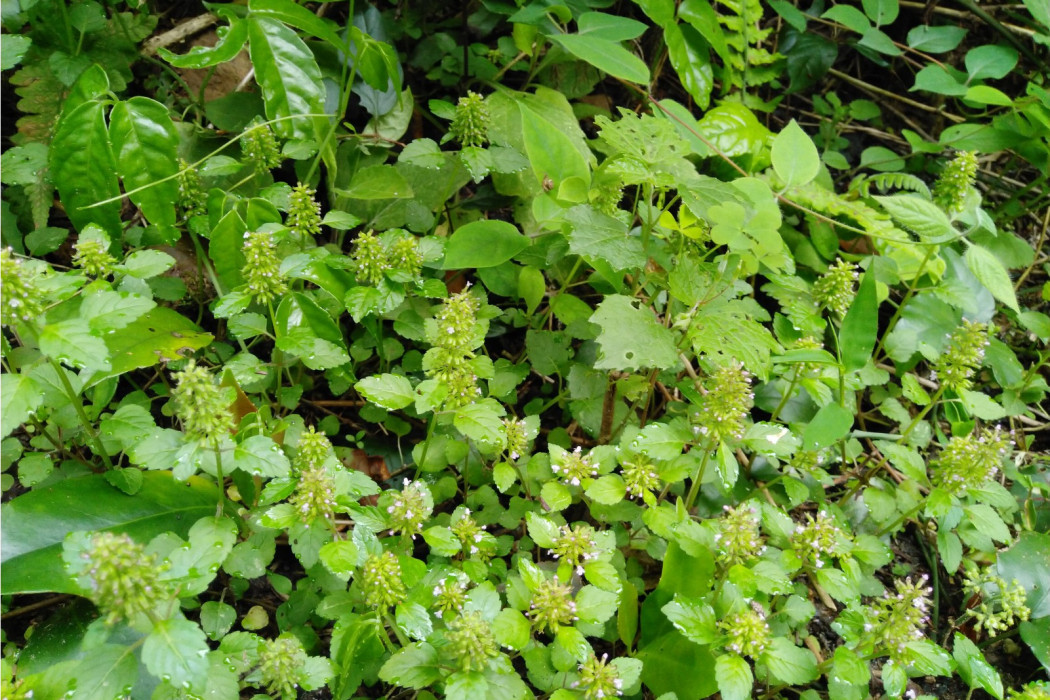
[
  {"left": 379, "top": 642, "right": 441, "bottom": 689},
  {"left": 232, "top": 435, "right": 291, "bottom": 478},
  {"left": 763, "top": 637, "right": 818, "bottom": 684},
  {"left": 592, "top": 295, "right": 679, "bottom": 372},
  {"left": 80, "top": 290, "right": 156, "bottom": 333},
  {"left": 526, "top": 511, "right": 561, "bottom": 548},
  {"left": 585, "top": 474, "right": 626, "bottom": 505},
  {"left": 565, "top": 204, "right": 646, "bottom": 272},
  {"left": 964, "top": 244, "right": 1020, "bottom": 312},
  {"left": 715, "top": 653, "right": 753, "bottom": 700},
  {"left": 452, "top": 399, "right": 506, "bottom": 446},
  {"left": 662, "top": 595, "right": 718, "bottom": 644},
  {"left": 875, "top": 194, "right": 954, "bottom": 242},
  {"left": 39, "top": 319, "right": 111, "bottom": 372},
  {"left": 142, "top": 615, "right": 209, "bottom": 691},
  {"left": 1, "top": 372, "right": 43, "bottom": 439}
]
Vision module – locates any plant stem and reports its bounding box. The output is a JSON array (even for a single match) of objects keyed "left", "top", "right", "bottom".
[
  {"left": 51, "top": 359, "right": 113, "bottom": 470},
  {"left": 683, "top": 446, "right": 712, "bottom": 512}
]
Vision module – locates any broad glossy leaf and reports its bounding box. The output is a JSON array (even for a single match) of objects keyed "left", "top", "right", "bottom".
[
  {"left": 577, "top": 12, "right": 648, "bottom": 40},
  {"left": 109, "top": 97, "right": 179, "bottom": 231},
  {"left": 875, "top": 194, "right": 954, "bottom": 242},
  {"left": 1, "top": 371, "right": 43, "bottom": 439},
  {"left": 50, "top": 101, "right": 123, "bottom": 236},
  {"left": 159, "top": 8, "right": 247, "bottom": 68},
  {"left": 520, "top": 104, "right": 590, "bottom": 189},
  {"left": 906, "top": 25, "right": 967, "bottom": 53},
  {"left": 665, "top": 23, "right": 713, "bottom": 110},
  {"left": 965, "top": 44, "right": 1018, "bottom": 81},
  {"left": 549, "top": 34, "right": 650, "bottom": 84},
  {"left": 246, "top": 15, "right": 326, "bottom": 141},
  {"left": 715, "top": 653, "right": 753, "bottom": 700},
  {"left": 39, "top": 318, "right": 111, "bottom": 372},
  {"left": 0, "top": 471, "right": 220, "bottom": 594},
  {"left": 70, "top": 644, "right": 139, "bottom": 700},
  {"left": 762, "top": 637, "right": 818, "bottom": 684},
  {"left": 997, "top": 531, "right": 1050, "bottom": 618},
  {"left": 443, "top": 220, "right": 528, "bottom": 269},
  {"left": 249, "top": 0, "right": 346, "bottom": 52},
  {"left": 965, "top": 243, "right": 1020, "bottom": 312},
  {"left": 355, "top": 373, "right": 416, "bottom": 410},
  {"left": 861, "top": 0, "right": 899, "bottom": 26},
  {"left": 839, "top": 271, "right": 878, "bottom": 372},
  {"left": 275, "top": 291, "right": 348, "bottom": 352},
  {"left": 696, "top": 102, "right": 772, "bottom": 159}
]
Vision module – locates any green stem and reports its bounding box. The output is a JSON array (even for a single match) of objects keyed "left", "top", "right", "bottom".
[
  {"left": 872, "top": 246, "right": 936, "bottom": 363},
  {"left": 683, "top": 445, "right": 712, "bottom": 512},
  {"left": 213, "top": 439, "right": 226, "bottom": 518},
  {"left": 51, "top": 359, "right": 113, "bottom": 470}
]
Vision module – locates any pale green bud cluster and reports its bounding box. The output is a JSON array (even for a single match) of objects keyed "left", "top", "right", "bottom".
[
  {"left": 384, "top": 478, "right": 433, "bottom": 539},
  {"left": 1, "top": 247, "right": 43, "bottom": 326},
  {"left": 176, "top": 159, "right": 206, "bottom": 219},
  {"left": 863, "top": 576, "right": 931, "bottom": 661},
  {"left": 76, "top": 531, "right": 170, "bottom": 626},
  {"left": 72, "top": 229, "right": 117, "bottom": 277},
  {"left": 716, "top": 503, "right": 766, "bottom": 566},
  {"left": 350, "top": 230, "right": 423, "bottom": 286},
  {"left": 551, "top": 445, "right": 598, "bottom": 487},
  {"left": 621, "top": 457, "right": 661, "bottom": 500},
  {"left": 388, "top": 236, "right": 423, "bottom": 276},
  {"left": 962, "top": 565, "right": 1030, "bottom": 636},
  {"left": 449, "top": 91, "right": 489, "bottom": 148},
  {"left": 813, "top": 259, "right": 859, "bottom": 317},
  {"left": 791, "top": 509, "right": 850, "bottom": 569},
  {"left": 445, "top": 611, "right": 500, "bottom": 671},
  {"left": 425, "top": 289, "right": 484, "bottom": 408},
  {"left": 1009, "top": 682, "right": 1050, "bottom": 700},
  {"left": 242, "top": 230, "right": 288, "bottom": 305},
  {"left": 288, "top": 182, "right": 321, "bottom": 239},
  {"left": 242, "top": 122, "right": 282, "bottom": 172},
  {"left": 504, "top": 417, "right": 530, "bottom": 461},
  {"left": 360, "top": 551, "right": 407, "bottom": 609},
  {"left": 257, "top": 635, "right": 308, "bottom": 699},
  {"left": 931, "top": 319, "right": 990, "bottom": 391},
  {"left": 592, "top": 180, "right": 625, "bottom": 216},
  {"left": 529, "top": 577, "right": 578, "bottom": 633},
  {"left": 449, "top": 508, "right": 490, "bottom": 558},
  {"left": 290, "top": 466, "right": 337, "bottom": 525},
  {"left": 432, "top": 575, "right": 468, "bottom": 618},
  {"left": 931, "top": 427, "right": 1011, "bottom": 496},
  {"left": 720, "top": 602, "right": 772, "bottom": 658},
  {"left": 294, "top": 425, "right": 334, "bottom": 471},
  {"left": 934, "top": 151, "right": 978, "bottom": 213},
  {"left": 550, "top": 523, "right": 599, "bottom": 576},
  {"left": 171, "top": 360, "right": 233, "bottom": 443},
  {"left": 573, "top": 653, "right": 624, "bottom": 699},
  {"left": 691, "top": 362, "right": 754, "bottom": 442}
]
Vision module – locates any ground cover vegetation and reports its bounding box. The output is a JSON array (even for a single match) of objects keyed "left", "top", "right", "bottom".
[{"left": 1, "top": 0, "right": 1049, "bottom": 698}]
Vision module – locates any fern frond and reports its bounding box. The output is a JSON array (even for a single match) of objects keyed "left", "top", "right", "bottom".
[{"left": 850, "top": 172, "right": 932, "bottom": 199}]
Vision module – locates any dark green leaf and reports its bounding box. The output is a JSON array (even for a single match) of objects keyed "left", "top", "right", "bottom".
[
  {"left": 49, "top": 101, "right": 123, "bottom": 236},
  {"left": 592, "top": 295, "right": 679, "bottom": 372},
  {"left": 839, "top": 271, "right": 878, "bottom": 372},
  {"left": 802, "top": 402, "right": 853, "bottom": 450},
  {"left": 109, "top": 97, "right": 179, "bottom": 231},
  {"left": 997, "top": 531, "right": 1050, "bottom": 618},
  {"left": 246, "top": 15, "right": 326, "bottom": 141}
]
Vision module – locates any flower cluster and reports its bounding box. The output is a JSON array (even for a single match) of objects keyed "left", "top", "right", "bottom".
[
  {"left": 290, "top": 465, "right": 338, "bottom": 525},
  {"left": 257, "top": 635, "right": 308, "bottom": 700},
  {"left": 73, "top": 532, "right": 170, "bottom": 626},
  {"left": 813, "top": 259, "right": 859, "bottom": 317},
  {"left": 242, "top": 122, "right": 282, "bottom": 172},
  {"left": 550, "top": 523, "right": 600, "bottom": 576},
  {"left": 350, "top": 230, "right": 424, "bottom": 286},
  {"left": 176, "top": 159, "right": 206, "bottom": 219},
  {"left": 504, "top": 417, "right": 530, "bottom": 461},
  {"left": 242, "top": 230, "right": 288, "bottom": 305},
  {"left": 294, "top": 426, "right": 334, "bottom": 471},
  {"left": 621, "top": 457, "right": 661, "bottom": 501},
  {"left": 170, "top": 360, "right": 233, "bottom": 443},
  {"left": 425, "top": 289, "right": 484, "bottom": 408},
  {"left": 933, "top": 150, "right": 978, "bottom": 213},
  {"left": 691, "top": 362, "right": 754, "bottom": 442},
  {"left": 962, "top": 565, "right": 1031, "bottom": 636},
  {"left": 863, "top": 576, "right": 931, "bottom": 660},
  {"left": 573, "top": 653, "right": 624, "bottom": 699},
  {"left": 931, "top": 319, "right": 990, "bottom": 391},
  {"left": 1, "top": 247, "right": 43, "bottom": 326},
  {"left": 432, "top": 575, "right": 468, "bottom": 618},
  {"left": 445, "top": 611, "right": 500, "bottom": 671},
  {"left": 384, "top": 478, "right": 433, "bottom": 539},
  {"left": 288, "top": 182, "right": 322, "bottom": 240},
  {"left": 360, "top": 551, "right": 407, "bottom": 609},
  {"left": 1008, "top": 682, "right": 1050, "bottom": 700},
  {"left": 592, "top": 179, "right": 625, "bottom": 216},
  {"left": 791, "top": 509, "right": 850, "bottom": 569},
  {"left": 931, "top": 427, "right": 1012, "bottom": 497},
  {"left": 449, "top": 508, "right": 490, "bottom": 558},
  {"left": 720, "top": 602, "right": 772, "bottom": 658},
  {"left": 715, "top": 503, "right": 766, "bottom": 566},
  {"left": 72, "top": 228, "right": 116, "bottom": 277},
  {"left": 528, "top": 577, "right": 578, "bottom": 633},
  {"left": 551, "top": 445, "right": 598, "bottom": 487},
  {"left": 449, "top": 91, "right": 489, "bottom": 148}
]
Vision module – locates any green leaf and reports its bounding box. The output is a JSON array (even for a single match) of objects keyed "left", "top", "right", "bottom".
[
  {"left": 912, "top": 65, "right": 968, "bottom": 96},
  {"left": 121, "top": 249, "right": 175, "bottom": 278},
  {"left": 762, "top": 637, "right": 818, "bottom": 684},
  {"left": 665, "top": 23, "right": 713, "bottom": 110},
  {"left": 771, "top": 120, "right": 820, "bottom": 187},
  {"left": 379, "top": 642, "right": 442, "bottom": 689},
  {"left": 1, "top": 372, "right": 43, "bottom": 439},
  {"left": 39, "top": 319, "right": 111, "bottom": 372},
  {"left": 802, "top": 402, "right": 853, "bottom": 450},
  {"left": 81, "top": 289, "right": 156, "bottom": 333},
  {"left": 453, "top": 399, "right": 507, "bottom": 447},
  {"left": 338, "top": 165, "right": 413, "bottom": 200},
  {"left": 233, "top": 435, "right": 291, "bottom": 478},
  {"left": 519, "top": 104, "right": 590, "bottom": 189},
  {"left": 492, "top": 608, "right": 531, "bottom": 650},
  {"left": 839, "top": 271, "right": 878, "bottom": 372},
  {"left": 1023, "top": 0, "right": 1050, "bottom": 29},
  {"left": 952, "top": 633, "right": 1003, "bottom": 699},
  {"left": 525, "top": 511, "right": 561, "bottom": 547},
  {"left": 591, "top": 295, "right": 679, "bottom": 372},
  {"left": 964, "top": 85, "right": 1013, "bottom": 106},
  {"left": 446, "top": 671, "right": 489, "bottom": 700},
  {"left": 540, "top": 480, "right": 572, "bottom": 512},
  {"left": 275, "top": 291, "right": 349, "bottom": 354},
  {"left": 142, "top": 615, "right": 210, "bottom": 691},
  {"left": 576, "top": 585, "right": 619, "bottom": 623},
  {"left": 862, "top": 0, "right": 899, "bottom": 25},
  {"left": 164, "top": 516, "right": 238, "bottom": 595},
  {"left": 1019, "top": 619, "right": 1050, "bottom": 671},
  {"left": 49, "top": 101, "right": 123, "bottom": 236},
  {"left": 715, "top": 653, "right": 753, "bottom": 700},
  {"left": 200, "top": 601, "right": 237, "bottom": 640},
  {"left": 443, "top": 220, "right": 528, "bottom": 269},
  {"left": 875, "top": 194, "right": 954, "bottom": 242},
  {"left": 70, "top": 644, "right": 139, "bottom": 700},
  {"left": 159, "top": 9, "right": 247, "bottom": 68},
  {"left": 248, "top": 0, "right": 346, "bottom": 52},
  {"left": 1, "top": 472, "right": 220, "bottom": 594},
  {"left": 586, "top": 474, "right": 626, "bottom": 505},
  {"left": 356, "top": 373, "right": 416, "bottom": 410},
  {"left": 109, "top": 97, "right": 179, "bottom": 231},
  {"left": 421, "top": 526, "right": 460, "bottom": 556},
  {"left": 246, "top": 15, "right": 326, "bottom": 141},
  {"left": 662, "top": 595, "right": 718, "bottom": 644},
  {"left": 997, "top": 531, "right": 1050, "bottom": 618},
  {"left": 565, "top": 204, "right": 646, "bottom": 272},
  {"left": 823, "top": 5, "right": 871, "bottom": 33},
  {"left": 906, "top": 25, "right": 967, "bottom": 53},
  {"left": 965, "top": 44, "right": 1018, "bottom": 81},
  {"left": 964, "top": 244, "right": 1020, "bottom": 312},
  {"left": 548, "top": 33, "right": 650, "bottom": 84}
]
